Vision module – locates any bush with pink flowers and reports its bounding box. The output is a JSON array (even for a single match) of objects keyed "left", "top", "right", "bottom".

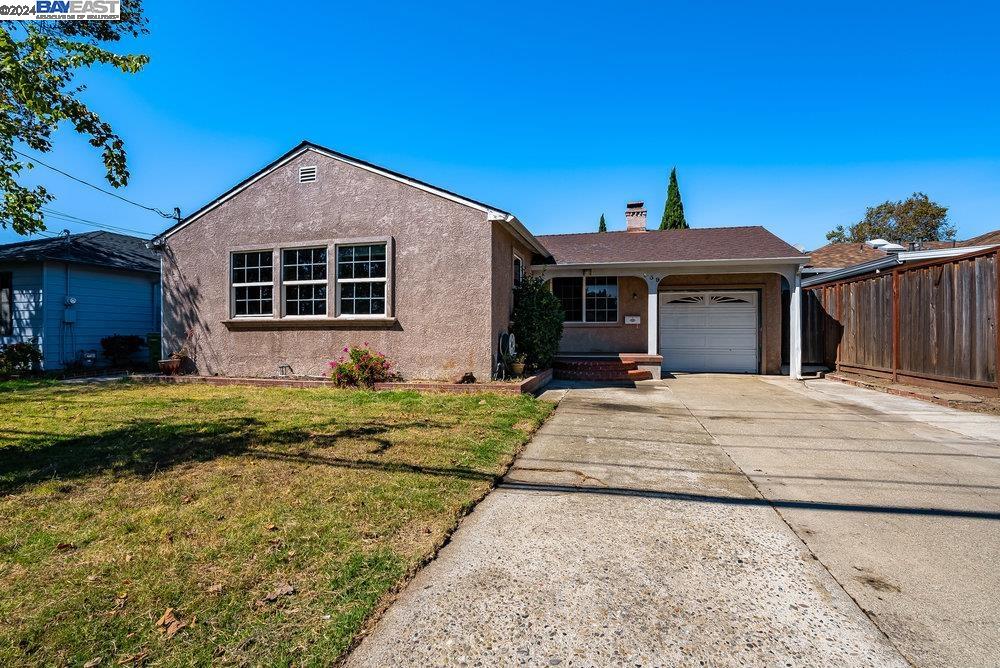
[{"left": 328, "top": 344, "right": 398, "bottom": 388}]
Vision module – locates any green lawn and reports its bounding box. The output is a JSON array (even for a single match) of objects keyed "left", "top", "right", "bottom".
[{"left": 0, "top": 380, "right": 552, "bottom": 666}]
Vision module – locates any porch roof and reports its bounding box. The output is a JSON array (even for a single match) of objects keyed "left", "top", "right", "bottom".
[{"left": 534, "top": 226, "right": 807, "bottom": 267}]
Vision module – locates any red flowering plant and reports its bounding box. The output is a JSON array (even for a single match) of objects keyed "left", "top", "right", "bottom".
[{"left": 328, "top": 344, "right": 398, "bottom": 388}]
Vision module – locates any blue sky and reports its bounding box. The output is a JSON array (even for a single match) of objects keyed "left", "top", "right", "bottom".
[{"left": 5, "top": 0, "right": 1000, "bottom": 249}]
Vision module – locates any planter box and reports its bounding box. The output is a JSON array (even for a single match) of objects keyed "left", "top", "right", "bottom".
[{"left": 137, "top": 368, "right": 553, "bottom": 395}]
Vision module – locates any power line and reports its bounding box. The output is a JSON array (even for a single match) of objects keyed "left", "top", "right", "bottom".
[
  {"left": 12, "top": 148, "right": 177, "bottom": 219},
  {"left": 40, "top": 207, "right": 153, "bottom": 237}
]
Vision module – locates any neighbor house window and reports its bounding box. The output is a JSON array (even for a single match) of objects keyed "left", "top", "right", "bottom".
[
  {"left": 282, "top": 247, "right": 327, "bottom": 316},
  {"left": 337, "top": 243, "right": 387, "bottom": 316},
  {"left": 231, "top": 251, "right": 273, "bottom": 317},
  {"left": 0, "top": 272, "right": 11, "bottom": 336},
  {"left": 513, "top": 254, "right": 524, "bottom": 286},
  {"left": 551, "top": 276, "right": 618, "bottom": 323}
]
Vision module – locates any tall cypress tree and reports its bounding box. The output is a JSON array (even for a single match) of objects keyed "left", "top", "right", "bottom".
[
  {"left": 598, "top": 213, "right": 607, "bottom": 232},
  {"left": 660, "top": 167, "right": 688, "bottom": 230}
]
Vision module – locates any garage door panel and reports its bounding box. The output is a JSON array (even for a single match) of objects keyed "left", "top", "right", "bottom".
[{"left": 659, "top": 291, "right": 759, "bottom": 373}]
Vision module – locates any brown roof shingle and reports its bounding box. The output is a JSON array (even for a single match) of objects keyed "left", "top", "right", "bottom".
[
  {"left": 536, "top": 226, "right": 804, "bottom": 265},
  {"left": 806, "top": 243, "right": 886, "bottom": 269}
]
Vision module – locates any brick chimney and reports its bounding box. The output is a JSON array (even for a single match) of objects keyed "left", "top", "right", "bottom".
[{"left": 625, "top": 201, "right": 647, "bottom": 232}]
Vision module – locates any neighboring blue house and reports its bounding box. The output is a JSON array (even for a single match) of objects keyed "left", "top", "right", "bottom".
[{"left": 0, "top": 231, "right": 160, "bottom": 370}]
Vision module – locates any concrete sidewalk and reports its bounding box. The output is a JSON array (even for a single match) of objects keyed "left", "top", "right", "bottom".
[{"left": 346, "top": 381, "right": 907, "bottom": 667}]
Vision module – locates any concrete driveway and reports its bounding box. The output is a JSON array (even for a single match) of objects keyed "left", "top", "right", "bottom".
[
  {"left": 673, "top": 375, "right": 1000, "bottom": 668},
  {"left": 345, "top": 374, "right": 1000, "bottom": 667}
]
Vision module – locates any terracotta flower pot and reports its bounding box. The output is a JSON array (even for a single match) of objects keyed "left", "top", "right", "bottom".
[{"left": 158, "top": 358, "right": 183, "bottom": 375}]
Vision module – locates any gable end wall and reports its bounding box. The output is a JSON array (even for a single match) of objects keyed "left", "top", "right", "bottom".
[{"left": 161, "top": 150, "right": 495, "bottom": 380}]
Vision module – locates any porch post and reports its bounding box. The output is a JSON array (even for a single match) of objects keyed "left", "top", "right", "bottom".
[
  {"left": 642, "top": 274, "right": 662, "bottom": 356},
  {"left": 789, "top": 268, "right": 803, "bottom": 380}
]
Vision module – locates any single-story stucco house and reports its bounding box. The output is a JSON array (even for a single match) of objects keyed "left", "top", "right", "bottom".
[
  {"left": 154, "top": 141, "right": 810, "bottom": 381},
  {"left": 0, "top": 231, "right": 161, "bottom": 370}
]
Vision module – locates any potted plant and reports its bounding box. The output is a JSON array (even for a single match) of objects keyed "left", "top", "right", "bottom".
[
  {"left": 159, "top": 330, "right": 193, "bottom": 375},
  {"left": 511, "top": 354, "right": 527, "bottom": 377}
]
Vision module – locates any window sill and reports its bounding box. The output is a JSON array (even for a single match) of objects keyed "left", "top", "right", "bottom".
[
  {"left": 563, "top": 321, "right": 624, "bottom": 328},
  {"left": 223, "top": 316, "right": 397, "bottom": 330}
]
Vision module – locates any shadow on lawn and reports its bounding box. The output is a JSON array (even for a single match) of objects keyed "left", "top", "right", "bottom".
[{"left": 0, "top": 417, "right": 492, "bottom": 496}]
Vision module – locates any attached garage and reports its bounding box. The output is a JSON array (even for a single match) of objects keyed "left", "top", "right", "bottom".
[{"left": 658, "top": 291, "right": 759, "bottom": 373}]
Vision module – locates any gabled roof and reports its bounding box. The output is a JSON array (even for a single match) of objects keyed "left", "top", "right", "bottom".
[
  {"left": 535, "top": 226, "right": 806, "bottom": 266},
  {"left": 806, "top": 242, "right": 886, "bottom": 269},
  {"left": 155, "top": 140, "right": 549, "bottom": 256},
  {"left": 0, "top": 231, "right": 159, "bottom": 273}
]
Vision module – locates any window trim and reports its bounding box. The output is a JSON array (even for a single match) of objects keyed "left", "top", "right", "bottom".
[
  {"left": 225, "top": 237, "right": 394, "bottom": 323},
  {"left": 513, "top": 253, "right": 524, "bottom": 286},
  {"left": 551, "top": 275, "right": 620, "bottom": 325},
  {"left": 229, "top": 249, "right": 276, "bottom": 319}
]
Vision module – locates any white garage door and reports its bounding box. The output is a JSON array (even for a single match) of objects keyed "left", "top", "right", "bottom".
[{"left": 658, "top": 291, "right": 759, "bottom": 373}]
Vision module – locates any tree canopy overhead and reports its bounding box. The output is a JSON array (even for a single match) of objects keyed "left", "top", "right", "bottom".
[
  {"left": 660, "top": 167, "right": 687, "bottom": 230},
  {"left": 826, "top": 192, "right": 955, "bottom": 244},
  {"left": 1, "top": 4, "right": 149, "bottom": 235}
]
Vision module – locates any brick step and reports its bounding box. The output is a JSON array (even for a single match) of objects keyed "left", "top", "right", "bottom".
[
  {"left": 554, "top": 368, "right": 654, "bottom": 382},
  {"left": 553, "top": 360, "right": 639, "bottom": 371}
]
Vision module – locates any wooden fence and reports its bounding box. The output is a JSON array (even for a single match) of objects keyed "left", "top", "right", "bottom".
[{"left": 802, "top": 247, "right": 999, "bottom": 393}]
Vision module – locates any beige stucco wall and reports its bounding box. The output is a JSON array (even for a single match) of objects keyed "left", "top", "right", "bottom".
[
  {"left": 161, "top": 150, "right": 496, "bottom": 380},
  {"left": 557, "top": 275, "right": 648, "bottom": 354},
  {"left": 555, "top": 272, "right": 784, "bottom": 374},
  {"left": 490, "top": 224, "right": 537, "bottom": 362}
]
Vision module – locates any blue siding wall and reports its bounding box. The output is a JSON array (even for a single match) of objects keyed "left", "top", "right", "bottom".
[
  {"left": 0, "top": 262, "right": 44, "bottom": 350},
  {"left": 42, "top": 262, "right": 159, "bottom": 369}
]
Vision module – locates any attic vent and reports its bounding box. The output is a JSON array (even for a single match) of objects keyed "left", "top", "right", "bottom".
[{"left": 298, "top": 165, "right": 317, "bottom": 183}]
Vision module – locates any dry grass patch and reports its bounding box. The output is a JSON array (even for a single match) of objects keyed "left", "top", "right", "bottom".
[{"left": 0, "top": 380, "right": 552, "bottom": 666}]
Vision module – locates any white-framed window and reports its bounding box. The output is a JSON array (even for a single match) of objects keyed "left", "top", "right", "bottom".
[
  {"left": 513, "top": 254, "right": 524, "bottom": 286},
  {"left": 551, "top": 276, "right": 619, "bottom": 323},
  {"left": 336, "top": 243, "right": 387, "bottom": 316},
  {"left": 282, "top": 247, "right": 328, "bottom": 316},
  {"left": 231, "top": 250, "right": 274, "bottom": 317}
]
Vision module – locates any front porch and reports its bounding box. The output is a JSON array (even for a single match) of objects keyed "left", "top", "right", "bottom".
[{"left": 539, "top": 261, "right": 806, "bottom": 379}]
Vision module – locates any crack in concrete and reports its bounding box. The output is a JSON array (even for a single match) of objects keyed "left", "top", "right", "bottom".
[{"left": 509, "top": 465, "right": 609, "bottom": 487}]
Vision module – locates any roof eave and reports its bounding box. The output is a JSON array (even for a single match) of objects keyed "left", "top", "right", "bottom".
[
  {"left": 529, "top": 255, "right": 810, "bottom": 271},
  {"left": 155, "top": 141, "right": 532, "bottom": 247},
  {"left": 487, "top": 211, "right": 550, "bottom": 258}
]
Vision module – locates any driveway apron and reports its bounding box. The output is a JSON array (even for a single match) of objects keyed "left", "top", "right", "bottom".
[
  {"left": 668, "top": 374, "right": 1000, "bottom": 668},
  {"left": 346, "top": 380, "right": 907, "bottom": 667}
]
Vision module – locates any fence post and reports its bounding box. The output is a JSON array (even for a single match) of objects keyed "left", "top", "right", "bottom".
[{"left": 892, "top": 270, "right": 900, "bottom": 383}]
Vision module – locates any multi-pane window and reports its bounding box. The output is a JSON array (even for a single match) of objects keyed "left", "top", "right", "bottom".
[
  {"left": 231, "top": 251, "right": 273, "bottom": 316},
  {"left": 337, "top": 244, "right": 387, "bottom": 316},
  {"left": 552, "top": 277, "right": 583, "bottom": 322},
  {"left": 585, "top": 276, "right": 618, "bottom": 322},
  {"left": 282, "top": 248, "right": 327, "bottom": 316},
  {"left": 551, "top": 276, "right": 618, "bottom": 323},
  {"left": 513, "top": 255, "right": 524, "bottom": 286}
]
